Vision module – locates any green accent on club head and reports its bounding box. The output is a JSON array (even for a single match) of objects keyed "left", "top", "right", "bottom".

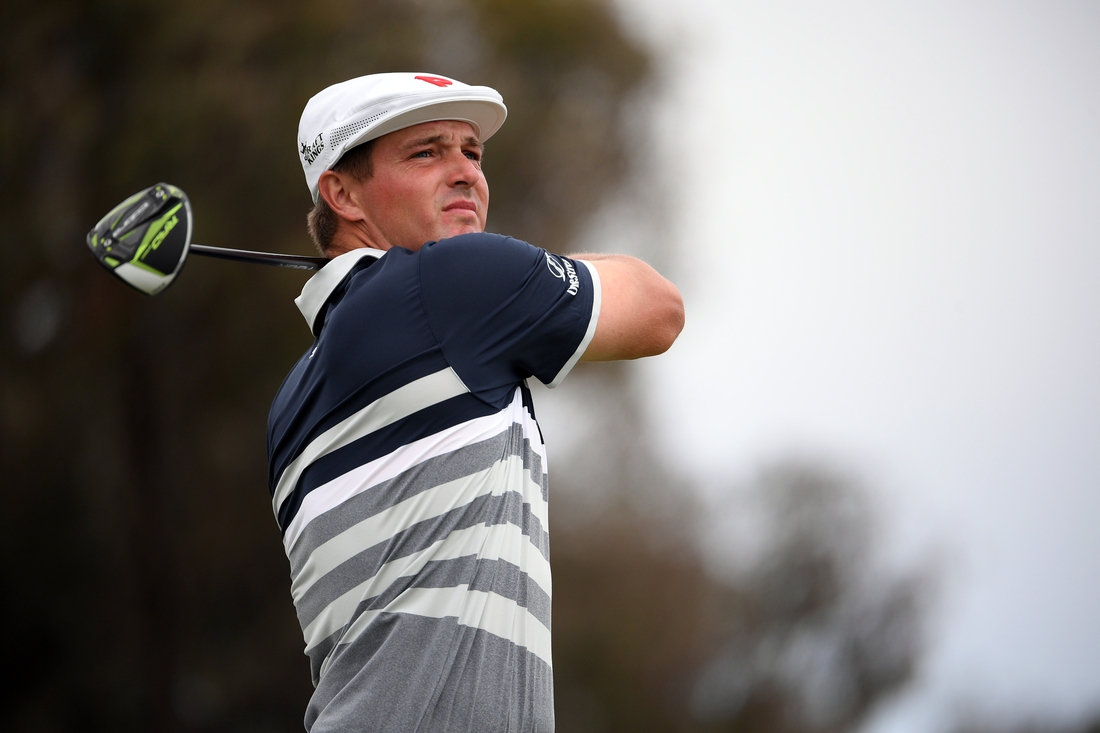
[
  {"left": 104, "top": 192, "right": 145, "bottom": 231},
  {"left": 104, "top": 256, "right": 120, "bottom": 267},
  {"left": 132, "top": 203, "right": 183, "bottom": 265}
]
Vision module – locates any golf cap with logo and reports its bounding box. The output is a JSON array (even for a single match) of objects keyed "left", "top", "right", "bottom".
[{"left": 298, "top": 72, "right": 507, "bottom": 202}]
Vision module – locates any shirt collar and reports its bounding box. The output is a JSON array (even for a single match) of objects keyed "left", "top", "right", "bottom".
[{"left": 295, "top": 247, "right": 385, "bottom": 336}]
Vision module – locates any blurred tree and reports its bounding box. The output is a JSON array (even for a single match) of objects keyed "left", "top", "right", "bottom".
[
  {"left": 545, "top": 366, "right": 928, "bottom": 733},
  {"left": 1, "top": 0, "right": 647, "bottom": 730},
  {"left": 681, "top": 461, "right": 926, "bottom": 733}
]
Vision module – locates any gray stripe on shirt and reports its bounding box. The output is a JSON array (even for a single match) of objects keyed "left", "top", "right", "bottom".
[
  {"left": 305, "top": 613, "right": 553, "bottom": 733},
  {"left": 362, "top": 555, "right": 552, "bottom": 626},
  {"left": 288, "top": 423, "right": 547, "bottom": 570},
  {"left": 294, "top": 490, "right": 549, "bottom": 627}
]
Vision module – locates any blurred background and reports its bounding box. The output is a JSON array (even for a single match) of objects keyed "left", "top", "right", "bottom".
[{"left": 1, "top": 1, "right": 1097, "bottom": 732}]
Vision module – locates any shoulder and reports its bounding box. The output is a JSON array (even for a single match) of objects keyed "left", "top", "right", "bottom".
[
  {"left": 427, "top": 231, "right": 524, "bottom": 250},
  {"left": 419, "top": 232, "right": 538, "bottom": 268},
  {"left": 417, "top": 232, "right": 550, "bottom": 290}
]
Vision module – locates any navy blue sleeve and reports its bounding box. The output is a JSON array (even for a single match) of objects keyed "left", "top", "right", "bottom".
[{"left": 417, "top": 233, "right": 598, "bottom": 406}]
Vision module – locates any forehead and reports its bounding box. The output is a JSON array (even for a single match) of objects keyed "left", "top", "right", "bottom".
[{"left": 377, "top": 120, "right": 482, "bottom": 149}]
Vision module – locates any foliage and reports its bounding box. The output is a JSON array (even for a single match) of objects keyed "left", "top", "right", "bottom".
[{"left": 1, "top": 0, "right": 646, "bottom": 730}]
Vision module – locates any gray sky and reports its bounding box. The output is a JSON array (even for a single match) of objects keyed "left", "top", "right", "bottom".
[{"left": 602, "top": 1, "right": 1100, "bottom": 731}]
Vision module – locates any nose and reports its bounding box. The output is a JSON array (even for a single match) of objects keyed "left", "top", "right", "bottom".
[{"left": 447, "top": 151, "right": 482, "bottom": 188}]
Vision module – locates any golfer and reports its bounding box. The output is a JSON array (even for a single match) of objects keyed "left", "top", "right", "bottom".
[{"left": 267, "top": 72, "right": 684, "bottom": 732}]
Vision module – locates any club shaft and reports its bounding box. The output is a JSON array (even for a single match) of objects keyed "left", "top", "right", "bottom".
[{"left": 189, "top": 243, "right": 327, "bottom": 271}]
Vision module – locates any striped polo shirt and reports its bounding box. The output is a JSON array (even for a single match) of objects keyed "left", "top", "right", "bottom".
[{"left": 267, "top": 233, "right": 600, "bottom": 732}]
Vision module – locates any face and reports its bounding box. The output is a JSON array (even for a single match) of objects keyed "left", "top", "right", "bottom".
[{"left": 340, "top": 120, "right": 489, "bottom": 251}]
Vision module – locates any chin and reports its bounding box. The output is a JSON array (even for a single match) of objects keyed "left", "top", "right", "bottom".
[{"left": 443, "top": 224, "right": 483, "bottom": 239}]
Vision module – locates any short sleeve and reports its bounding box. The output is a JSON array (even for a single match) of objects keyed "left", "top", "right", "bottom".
[{"left": 418, "top": 233, "right": 600, "bottom": 405}]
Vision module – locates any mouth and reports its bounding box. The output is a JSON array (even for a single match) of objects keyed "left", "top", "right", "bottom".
[{"left": 443, "top": 200, "right": 477, "bottom": 214}]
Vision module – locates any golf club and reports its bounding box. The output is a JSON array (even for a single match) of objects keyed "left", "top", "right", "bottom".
[{"left": 86, "top": 183, "right": 327, "bottom": 295}]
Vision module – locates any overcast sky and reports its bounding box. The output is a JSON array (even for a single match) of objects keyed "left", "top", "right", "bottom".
[{"left": 597, "top": 2, "right": 1100, "bottom": 731}]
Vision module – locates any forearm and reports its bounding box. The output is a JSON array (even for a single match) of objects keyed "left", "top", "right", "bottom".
[{"left": 570, "top": 253, "right": 685, "bottom": 361}]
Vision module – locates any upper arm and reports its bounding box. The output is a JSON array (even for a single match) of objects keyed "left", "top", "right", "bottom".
[{"left": 577, "top": 255, "right": 684, "bottom": 362}]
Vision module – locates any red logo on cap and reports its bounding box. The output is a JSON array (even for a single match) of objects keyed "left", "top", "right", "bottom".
[{"left": 414, "top": 75, "right": 453, "bottom": 87}]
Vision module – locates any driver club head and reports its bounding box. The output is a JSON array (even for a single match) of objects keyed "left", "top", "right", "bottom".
[
  {"left": 87, "top": 183, "right": 329, "bottom": 294},
  {"left": 86, "top": 183, "right": 194, "bottom": 296}
]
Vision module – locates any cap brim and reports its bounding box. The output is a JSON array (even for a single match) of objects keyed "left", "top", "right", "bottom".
[{"left": 342, "top": 97, "right": 507, "bottom": 156}]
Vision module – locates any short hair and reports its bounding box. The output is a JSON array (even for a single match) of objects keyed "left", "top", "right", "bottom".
[{"left": 306, "top": 139, "right": 377, "bottom": 256}]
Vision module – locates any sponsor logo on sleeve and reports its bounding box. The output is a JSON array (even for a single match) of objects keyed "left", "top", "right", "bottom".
[{"left": 545, "top": 252, "right": 579, "bottom": 296}]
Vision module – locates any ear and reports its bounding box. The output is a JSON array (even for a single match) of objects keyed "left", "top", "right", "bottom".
[{"left": 317, "top": 169, "right": 367, "bottom": 222}]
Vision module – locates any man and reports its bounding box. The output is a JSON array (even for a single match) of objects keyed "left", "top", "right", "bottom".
[{"left": 267, "top": 72, "right": 683, "bottom": 732}]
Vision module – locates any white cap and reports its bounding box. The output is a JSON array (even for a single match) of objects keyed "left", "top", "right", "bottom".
[{"left": 297, "top": 72, "right": 507, "bottom": 201}]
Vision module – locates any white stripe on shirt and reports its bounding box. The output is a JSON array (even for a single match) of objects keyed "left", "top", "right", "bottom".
[
  {"left": 283, "top": 393, "right": 547, "bottom": 553},
  {"left": 272, "top": 367, "right": 470, "bottom": 520},
  {"left": 320, "top": 586, "right": 553, "bottom": 681},
  {"left": 291, "top": 451, "right": 546, "bottom": 602},
  {"left": 302, "top": 520, "right": 552, "bottom": 651}
]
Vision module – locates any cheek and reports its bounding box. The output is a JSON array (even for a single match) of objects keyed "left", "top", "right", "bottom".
[
  {"left": 378, "top": 180, "right": 431, "bottom": 224},
  {"left": 478, "top": 181, "right": 490, "bottom": 216}
]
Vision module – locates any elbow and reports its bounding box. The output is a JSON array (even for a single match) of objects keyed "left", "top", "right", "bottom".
[
  {"left": 635, "top": 284, "right": 683, "bottom": 358},
  {"left": 669, "top": 292, "right": 686, "bottom": 346},
  {"left": 652, "top": 288, "right": 685, "bottom": 355},
  {"left": 580, "top": 267, "right": 685, "bottom": 362}
]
